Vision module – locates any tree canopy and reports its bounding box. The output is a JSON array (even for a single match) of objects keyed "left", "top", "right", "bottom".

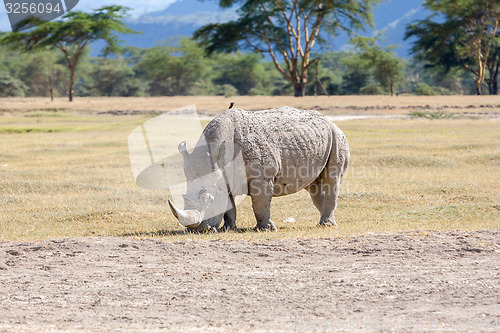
[
  {"left": 194, "top": 0, "right": 380, "bottom": 97},
  {"left": 406, "top": 0, "right": 500, "bottom": 95},
  {"left": 0, "top": 6, "right": 138, "bottom": 101},
  {"left": 350, "top": 37, "right": 405, "bottom": 96}
]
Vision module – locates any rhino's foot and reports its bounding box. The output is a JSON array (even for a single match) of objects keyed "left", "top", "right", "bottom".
[
  {"left": 219, "top": 224, "right": 240, "bottom": 233},
  {"left": 319, "top": 218, "right": 337, "bottom": 227},
  {"left": 187, "top": 224, "right": 218, "bottom": 233},
  {"left": 255, "top": 220, "right": 277, "bottom": 232}
]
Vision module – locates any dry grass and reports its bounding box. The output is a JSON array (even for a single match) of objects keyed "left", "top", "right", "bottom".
[
  {"left": 0, "top": 97, "right": 499, "bottom": 241},
  {"left": 1, "top": 95, "right": 500, "bottom": 116}
]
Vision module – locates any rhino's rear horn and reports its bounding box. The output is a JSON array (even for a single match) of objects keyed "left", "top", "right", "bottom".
[{"left": 178, "top": 141, "right": 190, "bottom": 159}]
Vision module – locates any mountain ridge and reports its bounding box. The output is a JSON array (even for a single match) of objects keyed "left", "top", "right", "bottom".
[{"left": 107, "top": 0, "right": 430, "bottom": 57}]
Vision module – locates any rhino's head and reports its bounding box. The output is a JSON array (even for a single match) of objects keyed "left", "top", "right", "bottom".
[{"left": 168, "top": 140, "right": 231, "bottom": 232}]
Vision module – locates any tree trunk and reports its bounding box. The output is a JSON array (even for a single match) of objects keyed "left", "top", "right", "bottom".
[
  {"left": 68, "top": 66, "right": 75, "bottom": 102},
  {"left": 475, "top": 81, "right": 482, "bottom": 95},
  {"left": 390, "top": 81, "right": 394, "bottom": 96},
  {"left": 474, "top": 46, "right": 485, "bottom": 95},
  {"left": 49, "top": 65, "right": 54, "bottom": 102},
  {"left": 487, "top": 67, "right": 498, "bottom": 95},
  {"left": 61, "top": 46, "right": 83, "bottom": 102},
  {"left": 294, "top": 83, "right": 306, "bottom": 97}
]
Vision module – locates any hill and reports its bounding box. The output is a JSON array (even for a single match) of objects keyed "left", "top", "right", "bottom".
[{"left": 116, "top": 0, "right": 429, "bottom": 57}]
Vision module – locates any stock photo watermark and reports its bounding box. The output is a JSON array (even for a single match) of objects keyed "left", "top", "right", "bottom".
[
  {"left": 128, "top": 105, "right": 363, "bottom": 230},
  {"left": 128, "top": 105, "right": 246, "bottom": 229},
  {"left": 3, "top": 0, "right": 79, "bottom": 31}
]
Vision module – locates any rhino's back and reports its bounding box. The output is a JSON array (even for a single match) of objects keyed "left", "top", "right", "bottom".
[{"left": 229, "top": 107, "right": 334, "bottom": 195}]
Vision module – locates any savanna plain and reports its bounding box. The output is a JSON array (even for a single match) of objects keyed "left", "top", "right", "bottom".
[{"left": 0, "top": 96, "right": 499, "bottom": 332}]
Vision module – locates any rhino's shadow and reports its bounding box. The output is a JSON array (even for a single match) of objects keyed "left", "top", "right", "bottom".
[
  {"left": 120, "top": 227, "right": 261, "bottom": 237},
  {"left": 120, "top": 229, "right": 189, "bottom": 237}
]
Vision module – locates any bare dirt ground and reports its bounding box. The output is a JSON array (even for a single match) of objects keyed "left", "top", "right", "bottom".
[
  {"left": 1, "top": 95, "right": 500, "bottom": 116},
  {"left": 0, "top": 230, "right": 498, "bottom": 332}
]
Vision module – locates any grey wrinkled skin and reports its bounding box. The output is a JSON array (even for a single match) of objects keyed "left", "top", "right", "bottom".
[{"left": 169, "top": 106, "right": 350, "bottom": 232}]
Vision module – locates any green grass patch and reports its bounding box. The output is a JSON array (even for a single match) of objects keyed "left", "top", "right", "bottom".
[
  {"left": 0, "top": 126, "right": 74, "bottom": 133},
  {"left": 376, "top": 155, "right": 453, "bottom": 167},
  {"left": 409, "top": 109, "right": 455, "bottom": 119},
  {"left": 25, "top": 112, "right": 68, "bottom": 118},
  {"left": 27, "top": 107, "right": 69, "bottom": 113}
]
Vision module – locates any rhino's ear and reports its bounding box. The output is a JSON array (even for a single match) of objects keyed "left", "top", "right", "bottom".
[{"left": 178, "top": 141, "right": 189, "bottom": 159}]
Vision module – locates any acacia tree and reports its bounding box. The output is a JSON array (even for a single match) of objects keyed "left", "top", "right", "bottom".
[
  {"left": 194, "top": 0, "right": 379, "bottom": 97},
  {"left": 485, "top": 46, "right": 499, "bottom": 94},
  {"left": 405, "top": 0, "right": 500, "bottom": 95},
  {"left": 135, "top": 39, "right": 211, "bottom": 96},
  {"left": 351, "top": 37, "right": 404, "bottom": 96},
  {"left": 0, "top": 6, "right": 137, "bottom": 101}
]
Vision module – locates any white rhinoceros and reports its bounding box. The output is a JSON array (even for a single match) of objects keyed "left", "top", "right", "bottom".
[{"left": 168, "top": 106, "right": 350, "bottom": 232}]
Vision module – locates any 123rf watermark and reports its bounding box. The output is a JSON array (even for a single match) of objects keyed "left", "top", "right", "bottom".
[
  {"left": 289, "top": 317, "right": 498, "bottom": 331},
  {"left": 3, "top": 0, "right": 79, "bottom": 31}
]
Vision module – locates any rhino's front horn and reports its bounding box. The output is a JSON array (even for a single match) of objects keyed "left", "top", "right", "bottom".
[{"left": 168, "top": 199, "right": 202, "bottom": 229}]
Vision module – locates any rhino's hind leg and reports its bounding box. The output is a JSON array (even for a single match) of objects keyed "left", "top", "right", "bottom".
[
  {"left": 221, "top": 195, "right": 238, "bottom": 231},
  {"left": 319, "top": 177, "right": 340, "bottom": 227},
  {"left": 249, "top": 178, "right": 277, "bottom": 231},
  {"left": 306, "top": 181, "right": 327, "bottom": 221},
  {"left": 306, "top": 182, "right": 334, "bottom": 227},
  {"left": 308, "top": 162, "right": 346, "bottom": 227}
]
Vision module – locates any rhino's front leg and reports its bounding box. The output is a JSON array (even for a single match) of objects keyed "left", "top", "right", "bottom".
[
  {"left": 249, "top": 178, "right": 277, "bottom": 231},
  {"left": 221, "top": 195, "right": 238, "bottom": 231}
]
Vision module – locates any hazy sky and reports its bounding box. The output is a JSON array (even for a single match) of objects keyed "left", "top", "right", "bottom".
[{"left": 0, "top": 0, "right": 178, "bottom": 31}]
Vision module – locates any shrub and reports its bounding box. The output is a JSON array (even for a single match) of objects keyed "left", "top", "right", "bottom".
[
  {"left": 409, "top": 109, "right": 455, "bottom": 119},
  {"left": 0, "top": 74, "right": 28, "bottom": 97},
  {"left": 413, "top": 83, "right": 438, "bottom": 95},
  {"left": 217, "top": 84, "right": 238, "bottom": 98},
  {"left": 359, "top": 83, "right": 385, "bottom": 95},
  {"left": 248, "top": 87, "right": 265, "bottom": 96}
]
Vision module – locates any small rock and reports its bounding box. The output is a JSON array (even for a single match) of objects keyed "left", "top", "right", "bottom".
[{"left": 6, "top": 250, "right": 20, "bottom": 256}]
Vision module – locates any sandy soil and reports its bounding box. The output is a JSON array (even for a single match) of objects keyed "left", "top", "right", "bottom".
[
  {"left": 0, "top": 230, "right": 498, "bottom": 332},
  {"left": 1, "top": 96, "right": 500, "bottom": 116}
]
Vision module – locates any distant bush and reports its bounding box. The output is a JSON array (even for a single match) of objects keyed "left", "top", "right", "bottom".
[
  {"left": 217, "top": 84, "right": 238, "bottom": 98},
  {"left": 409, "top": 109, "right": 455, "bottom": 119},
  {"left": 359, "top": 83, "right": 385, "bottom": 95},
  {"left": 413, "top": 83, "right": 455, "bottom": 96},
  {"left": 0, "top": 44, "right": 481, "bottom": 97},
  {"left": 0, "top": 74, "right": 28, "bottom": 97},
  {"left": 248, "top": 87, "right": 265, "bottom": 96},
  {"left": 433, "top": 86, "right": 454, "bottom": 95},
  {"left": 414, "top": 83, "right": 438, "bottom": 95}
]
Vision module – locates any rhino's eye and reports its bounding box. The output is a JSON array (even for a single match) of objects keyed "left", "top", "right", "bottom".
[{"left": 200, "top": 191, "right": 214, "bottom": 205}]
